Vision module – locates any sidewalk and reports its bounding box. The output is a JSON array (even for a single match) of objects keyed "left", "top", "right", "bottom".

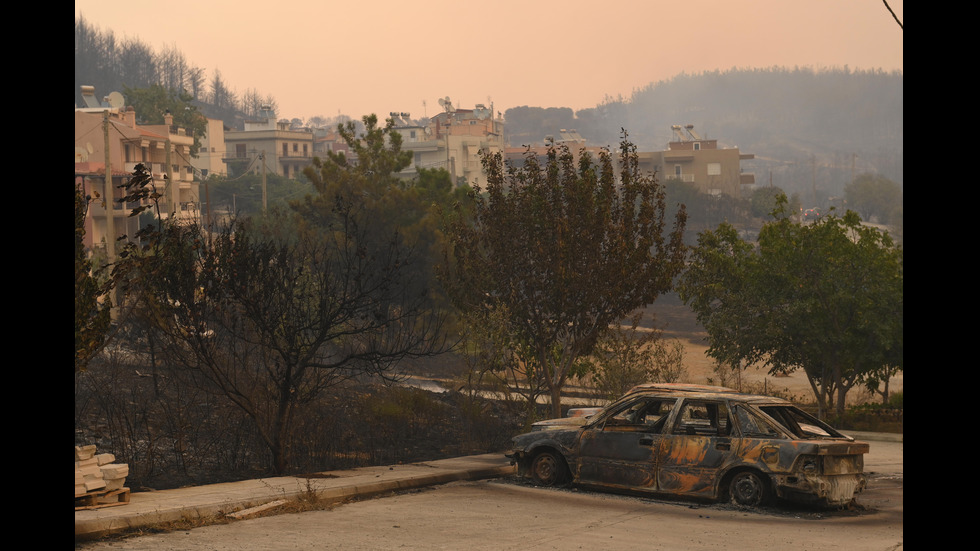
[
  {"left": 76, "top": 432, "right": 901, "bottom": 541},
  {"left": 75, "top": 453, "right": 515, "bottom": 541}
]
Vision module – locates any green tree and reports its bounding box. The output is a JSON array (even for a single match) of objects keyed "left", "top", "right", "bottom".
[
  {"left": 844, "top": 173, "right": 903, "bottom": 225},
  {"left": 123, "top": 83, "right": 208, "bottom": 156},
  {"left": 445, "top": 135, "right": 688, "bottom": 418},
  {"left": 678, "top": 202, "right": 903, "bottom": 418},
  {"left": 294, "top": 114, "right": 412, "bottom": 235},
  {"left": 206, "top": 172, "right": 313, "bottom": 218},
  {"left": 295, "top": 116, "right": 465, "bottom": 310},
  {"left": 749, "top": 186, "right": 787, "bottom": 219},
  {"left": 75, "top": 185, "right": 112, "bottom": 373}
]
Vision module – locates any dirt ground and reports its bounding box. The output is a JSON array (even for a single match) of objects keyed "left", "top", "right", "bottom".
[{"left": 643, "top": 292, "right": 903, "bottom": 405}]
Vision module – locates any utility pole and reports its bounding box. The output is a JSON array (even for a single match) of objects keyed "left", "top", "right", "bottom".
[
  {"left": 261, "top": 150, "right": 268, "bottom": 212},
  {"left": 102, "top": 111, "right": 116, "bottom": 264},
  {"left": 811, "top": 154, "right": 817, "bottom": 206},
  {"left": 166, "top": 136, "right": 175, "bottom": 219},
  {"left": 103, "top": 110, "right": 118, "bottom": 317}
]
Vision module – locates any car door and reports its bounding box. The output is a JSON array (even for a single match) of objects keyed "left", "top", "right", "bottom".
[
  {"left": 656, "top": 399, "right": 738, "bottom": 498},
  {"left": 575, "top": 397, "right": 676, "bottom": 491}
]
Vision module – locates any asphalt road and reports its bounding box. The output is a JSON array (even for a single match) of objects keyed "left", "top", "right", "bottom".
[{"left": 76, "top": 440, "right": 902, "bottom": 550}]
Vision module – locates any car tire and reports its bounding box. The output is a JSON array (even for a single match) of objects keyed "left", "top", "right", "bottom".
[
  {"left": 529, "top": 450, "right": 568, "bottom": 487},
  {"left": 728, "top": 470, "right": 770, "bottom": 506}
]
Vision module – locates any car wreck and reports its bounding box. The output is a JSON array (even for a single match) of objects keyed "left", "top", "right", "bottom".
[{"left": 506, "top": 384, "right": 868, "bottom": 507}]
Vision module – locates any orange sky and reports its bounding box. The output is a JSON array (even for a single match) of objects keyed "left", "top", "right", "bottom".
[{"left": 75, "top": 0, "right": 903, "bottom": 121}]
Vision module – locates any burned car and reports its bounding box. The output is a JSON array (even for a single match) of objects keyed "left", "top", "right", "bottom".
[{"left": 507, "top": 384, "right": 868, "bottom": 507}]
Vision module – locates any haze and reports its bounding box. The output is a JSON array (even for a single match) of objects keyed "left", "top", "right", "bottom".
[{"left": 73, "top": 0, "right": 903, "bottom": 121}]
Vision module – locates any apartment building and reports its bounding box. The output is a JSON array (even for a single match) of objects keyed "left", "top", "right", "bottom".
[
  {"left": 392, "top": 101, "right": 506, "bottom": 188},
  {"left": 75, "top": 101, "right": 199, "bottom": 252},
  {"left": 638, "top": 124, "right": 755, "bottom": 197},
  {"left": 193, "top": 117, "right": 229, "bottom": 179},
  {"left": 223, "top": 105, "right": 314, "bottom": 179}
]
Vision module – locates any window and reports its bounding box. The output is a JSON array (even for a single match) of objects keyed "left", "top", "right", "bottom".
[
  {"left": 674, "top": 165, "right": 682, "bottom": 176},
  {"left": 303, "top": 144, "right": 308, "bottom": 156},
  {"left": 236, "top": 144, "right": 246, "bottom": 158},
  {"left": 707, "top": 163, "right": 721, "bottom": 176},
  {"left": 694, "top": 142, "right": 701, "bottom": 150},
  {"left": 293, "top": 143, "right": 298, "bottom": 152},
  {"left": 673, "top": 401, "right": 731, "bottom": 436},
  {"left": 759, "top": 406, "right": 834, "bottom": 439},
  {"left": 733, "top": 406, "right": 781, "bottom": 438},
  {"left": 604, "top": 398, "right": 675, "bottom": 432},
  {"left": 283, "top": 143, "right": 288, "bottom": 156}
]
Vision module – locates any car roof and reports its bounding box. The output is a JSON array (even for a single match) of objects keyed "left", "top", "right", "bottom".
[
  {"left": 623, "top": 383, "right": 791, "bottom": 404},
  {"left": 626, "top": 383, "right": 738, "bottom": 394}
]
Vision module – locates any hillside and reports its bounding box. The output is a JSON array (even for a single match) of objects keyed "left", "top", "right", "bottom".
[{"left": 504, "top": 67, "right": 903, "bottom": 201}]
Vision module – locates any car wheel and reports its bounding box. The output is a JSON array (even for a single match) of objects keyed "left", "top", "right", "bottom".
[
  {"left": 728, "top": 470, "right": 769, "bottom": 506},
  {"left": 529, "top": 450, "right": 567, "bottom": 487}
]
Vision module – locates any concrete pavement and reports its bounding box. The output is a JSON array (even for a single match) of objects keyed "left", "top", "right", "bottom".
[
  {"left": 75, "top": 431, "right": 901, "bottom": 542},
  {"left": 75, "top": 453, "right": 515, "bottom": 541}
]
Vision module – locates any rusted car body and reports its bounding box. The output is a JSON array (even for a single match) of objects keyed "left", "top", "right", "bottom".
[{"left": 507, "top": 384, "right": 868, "bottom": 507}]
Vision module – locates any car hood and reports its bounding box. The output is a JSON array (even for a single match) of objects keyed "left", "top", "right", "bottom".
[{"left": 530, "top": 408, "right": 601, "bottom": 430}]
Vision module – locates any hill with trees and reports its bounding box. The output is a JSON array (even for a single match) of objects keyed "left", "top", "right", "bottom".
[
  {"left": 75, "top": 15, "right": 277, "bottom": 130},
  {"left": 504, "top": 67, "right": 903, "bottom": 206}
]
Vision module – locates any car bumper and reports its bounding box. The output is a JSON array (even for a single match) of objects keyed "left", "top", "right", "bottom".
[{"left": 772, "top": 472, "right": 867, "bottom": 506}]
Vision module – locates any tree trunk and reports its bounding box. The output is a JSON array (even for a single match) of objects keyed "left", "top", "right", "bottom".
[{"left": 549, "top": 385, "right": 562, "bottom": 419}]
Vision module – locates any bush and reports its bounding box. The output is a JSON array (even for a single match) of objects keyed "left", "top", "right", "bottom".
[{"left": 828, "top": 395, "right": 904, "bottom": 434}]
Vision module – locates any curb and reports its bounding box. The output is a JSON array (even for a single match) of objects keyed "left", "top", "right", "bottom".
[{"left": 75, "top": 457, "right": 514, "bottom": 541}]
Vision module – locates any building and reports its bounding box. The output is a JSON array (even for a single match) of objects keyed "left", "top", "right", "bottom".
[
  {"left": 193, "top": 117, "right": 229, "bottom": 179},
  {"left": 504, "top": 129, "right": 606, "bottom": 171},
  {"left": 75, "top": 89, "right": 199, "bottom": 253},
  {"left": 638, "top": 124, "right": 755, "bottom": 197},
  {"left": 392, "top": 100, "right": 506, "bottom": 188},
  {"left": 223, "top": 105, "right": 314, "bottom": 179}
]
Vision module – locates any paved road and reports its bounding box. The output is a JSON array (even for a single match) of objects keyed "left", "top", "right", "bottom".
[{"left": 76, "top": 439, "right": 901, "bottom": 550}]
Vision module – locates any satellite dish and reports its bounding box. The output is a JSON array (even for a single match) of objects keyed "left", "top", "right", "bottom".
[{"left": 107, "top": 91, "right": 125, "bottom": 109}]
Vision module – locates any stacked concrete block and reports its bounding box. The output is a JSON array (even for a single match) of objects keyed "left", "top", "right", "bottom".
[{"left": 75, "top": 445, "right": 129, "bottom": 496}]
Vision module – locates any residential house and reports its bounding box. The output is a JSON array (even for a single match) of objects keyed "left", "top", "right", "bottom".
[
  {"left": 75, "top": 97, "right": 199, "bottom": 254},
  {"left": 223, "top": 105, "right": 314, "bottom": 179},
  {"left": 393, "top": 101, "right": 506, "bottom": 188},
  {"left": 638, "top": 124, "right": 755, "bottom": 197},
  {"left": 193, "top": 117, "right": 229, "bottom": 179},
  {"left": 504, "top": 128, "right": 606, "bottom": 170}
]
